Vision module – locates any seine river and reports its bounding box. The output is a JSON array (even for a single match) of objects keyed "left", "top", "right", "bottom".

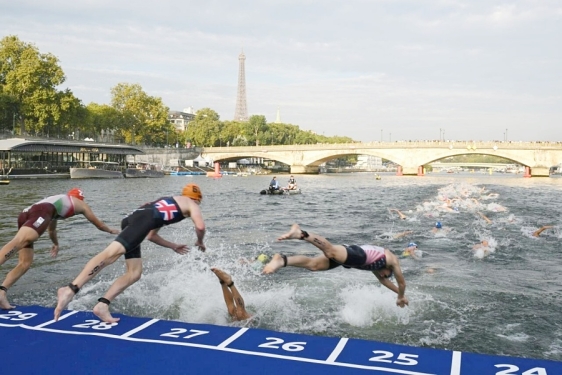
[{"left": 1, "top": 172, "right": 561, "bottom": 362}]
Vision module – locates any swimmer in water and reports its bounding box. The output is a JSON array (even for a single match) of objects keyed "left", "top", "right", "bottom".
[
  {"left": 263, "top": 224, "right": 409, "bottom": 308},
  {"left": 402, "top": 242, "right": 422, "bottom": 260},
  {"left": 478, "top": 212, "right": 492, "bottom": 224},
  {"left": 431, "top": 221, "right": 451, "bottom": 234},
  {"left": 389, "top": 209, "right": 408, "bottom": 220},
  {"left": 532, "top": 225, "right": 554, "bottom": 237},
  {"left": 239, "top": 253, "right": 270, "bottom": 271},
  {"left": 211, "top": 268, "right": 252, "bottom": 321},
  {"left": 472, "top": 240, "right": 492, "bottom": 258}
]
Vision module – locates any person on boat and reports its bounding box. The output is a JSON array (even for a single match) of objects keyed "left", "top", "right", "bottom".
[
  {"left": 0, "top": 188, "right": 120, "bottom": 310},
  {"left": 287, "top": 175, "right": 297, "bottom": 190},
  {"left": 54, "top": 183, "right": 206, "bottom": 323},
  {"left": 269, "top": 176, "right": 280, "bottom": 191},
  {"left": 211, "top": 267, "right": 252, "bottom": 321},
  {"left": 262, "top": 224, "right": 409, "bottom": 308}
]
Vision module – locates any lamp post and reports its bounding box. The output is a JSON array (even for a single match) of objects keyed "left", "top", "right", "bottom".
[
  {"left": 380, "top": 129, "right": 383, "bottom": 142},
  {"left": 505, "top": 128, "right": 508, "bottom": 141},
  {"left": 439, "top": 128, "right": 442, "bottom": 141},
  {"left": 442, "top": 130, "right": 445, "bottom": 141}
]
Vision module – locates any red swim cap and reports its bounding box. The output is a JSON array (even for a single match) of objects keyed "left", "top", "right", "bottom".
[{"left": 68, "top": 188, "right": 85, "bottom": 201}]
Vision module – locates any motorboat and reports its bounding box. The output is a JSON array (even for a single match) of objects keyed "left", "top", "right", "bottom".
[{"left": 70, "top": 161, "right": 124, "bottom": 179}]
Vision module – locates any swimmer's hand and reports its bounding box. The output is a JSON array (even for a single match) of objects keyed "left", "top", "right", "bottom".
[
  {"left": 50, "top": 244, "right": 59, "bottom": 258},
  {"left": 173, "top": 244, "right": 189, "bottom": 255},
  {"left": 396, "top": 296, "right": 409, "bottom": 308},
  {"left": 195, "top": 240, "right": 206, "bottom": 252}
]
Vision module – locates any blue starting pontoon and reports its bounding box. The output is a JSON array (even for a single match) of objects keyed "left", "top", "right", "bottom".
[{"left": 3, "top": 305, "right": 560, "bottom": 374}]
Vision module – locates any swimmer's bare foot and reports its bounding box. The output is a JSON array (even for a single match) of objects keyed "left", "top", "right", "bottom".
[
  {"left": 54, "top": 286, "right": 75, "bottom": 321},
  {"left": 262, "top": 253, "right": 284, "bottom": 274},
  {"left": 93, "top": 302, "right": 120, "bottom": 323},
  {"left": 277, "top": 224, "right": 303, "bottom": 241},
  {"left": 211, "top": 267, "right": 233, "bottom": 286},
  {"left": 0, "top": 291, "right": 15, "bottom": 309}
]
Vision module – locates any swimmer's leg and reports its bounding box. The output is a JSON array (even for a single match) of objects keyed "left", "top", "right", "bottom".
[{"left": 278, "top": 224, "right": 347, "bottom": 263}]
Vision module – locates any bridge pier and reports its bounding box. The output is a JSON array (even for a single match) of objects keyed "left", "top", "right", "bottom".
[
  {"left": 529, "top": 166, "right": 550, "bottom": 177},
  {"left": 400, "top": 166, "right": 420, "bottom": 176},
  {"left": 290, "top": 165, "right": 319, "bottom": 174}
]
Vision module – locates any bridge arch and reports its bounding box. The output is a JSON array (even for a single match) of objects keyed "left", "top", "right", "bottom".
[{"left": 201, "top": 142, "right": 562, "bottom": 177}]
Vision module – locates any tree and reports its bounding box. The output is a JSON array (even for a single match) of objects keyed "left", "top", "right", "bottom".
[
  {"left": 110, "top": 83, "right": 170, "bottom": 145},
  {"left": 248, "top": 115, "right": 267, "bottom": 146},
  {"left": 221, "top": 120, "right": 245, "bottom": 146},
  {"left": 0, "top": 92, "right": 17, "bottom": 135},
  {"left": 184, "top": 108, "right": 221, "bottom": 147},
  {"left": 84, "top": 103, "right": 122, "bottom": 141},
  {"left": 0, "top": 35, "right": 66, "bottom": 135}
]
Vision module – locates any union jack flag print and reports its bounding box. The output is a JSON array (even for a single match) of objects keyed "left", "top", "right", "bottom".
[{"left": 155, "top": 199, "right": 179, "bottom": 221}]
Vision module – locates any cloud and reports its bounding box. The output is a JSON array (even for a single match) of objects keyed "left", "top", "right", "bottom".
[{"left": 1, "top": 0, "right": 561, "bottom": 141}]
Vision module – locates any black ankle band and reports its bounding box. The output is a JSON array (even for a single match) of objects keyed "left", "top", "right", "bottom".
[
  {"left": 227, "top": 281, "right": 234, "bottom": 288},
  {"left": 281, "top": 254, "right": 287, "bottom": 267},
  {"left": 0, "top": 286, "right": 7, "bottom": 292},
  {"left": 68, "top": 283, "right": 80, "bottom": 294},
  {"left": 300, "top": 230, "right": 309, "bottom": 240},
  {"left": 98, "top": 297, "right": 110, "bottom": 305}
]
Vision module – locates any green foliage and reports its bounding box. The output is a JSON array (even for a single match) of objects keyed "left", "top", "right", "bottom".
[
  {"left": 0, "top": 35, "right": 80, "bottom": 137},
  {"left": 443, "top": 154, "right": 515, "bottom": 163},
  {"left": 1, "top": 35, "right": 359, "bottom": 146},
  {"left": 184, "top": 108, "right": 221, "bottom": 147},
  {"left": 110, "top": 83, "right": 170, "bottom": 145}
]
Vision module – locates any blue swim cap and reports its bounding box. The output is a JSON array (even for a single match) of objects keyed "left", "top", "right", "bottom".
[
  {"left": 408, "top": 242, "right": 417, "bottom": 248},
  {"left": 435, "top": 221, "right": 442, "bottom": 229}
]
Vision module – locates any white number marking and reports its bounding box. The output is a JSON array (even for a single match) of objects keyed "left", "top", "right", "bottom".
[
  {"left": 72, "top": 319, "right": 118, "bottom": 330},
  {"left": 258, "top": 337, "right": 306, "bottom": 352},
  {"left": 0, "top": 311, "right": 37, "bottom": 321},
  {"left": 495, "top": 364, "right": 548, "bottom": 375},
  {"left": 160, "top": 328, "right": 209, "bottom": 339},
  {"left": 369, "top": 350, "right": 419, "bottom": 366}
]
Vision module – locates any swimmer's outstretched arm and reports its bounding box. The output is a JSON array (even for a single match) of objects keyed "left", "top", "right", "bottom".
[
  {"left": 389, "top": 209, "right": 407, "bottom": 220},
  {"left": 478, "top": 212, "right": 492, "bottom": 224},
  {"left": 532, "top": 225, "right": 554, "bottom": 237}
]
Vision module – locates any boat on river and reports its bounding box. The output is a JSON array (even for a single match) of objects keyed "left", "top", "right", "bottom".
[
  {"left": 70, "top": 161, "right": 124, "bottom": 179},
  {"left": 125, "top": 162, "right": 165, "bottom": 178},
  {"left": 260, "top": 188, "right": 301, "bottom": 195}
]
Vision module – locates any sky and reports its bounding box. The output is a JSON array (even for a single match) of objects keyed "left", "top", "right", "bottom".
[{"left": 1, "top": 0, "right": 561, "bottom": 142}]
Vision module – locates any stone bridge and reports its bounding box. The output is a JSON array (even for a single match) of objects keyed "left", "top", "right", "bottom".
[{"left": 201, "top": 141, "right": 562, "bottom": 177}]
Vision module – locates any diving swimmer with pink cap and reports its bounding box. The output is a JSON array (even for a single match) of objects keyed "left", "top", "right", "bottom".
[{"left": 263, "top": 224, "right": 408, "bottom": 308}]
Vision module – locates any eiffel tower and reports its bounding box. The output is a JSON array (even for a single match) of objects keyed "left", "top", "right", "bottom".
[{"left": 234, "top": 51, "right": 248, "bottom": 121}]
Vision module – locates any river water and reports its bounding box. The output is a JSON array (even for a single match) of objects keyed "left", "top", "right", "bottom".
[{"left": 1, "top": 172, "right": 561, "bottom": 362}]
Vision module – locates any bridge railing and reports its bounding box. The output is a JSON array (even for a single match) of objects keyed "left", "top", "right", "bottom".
[{"left": 202, "top": 140, "right": 562, "bottom": 153}]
